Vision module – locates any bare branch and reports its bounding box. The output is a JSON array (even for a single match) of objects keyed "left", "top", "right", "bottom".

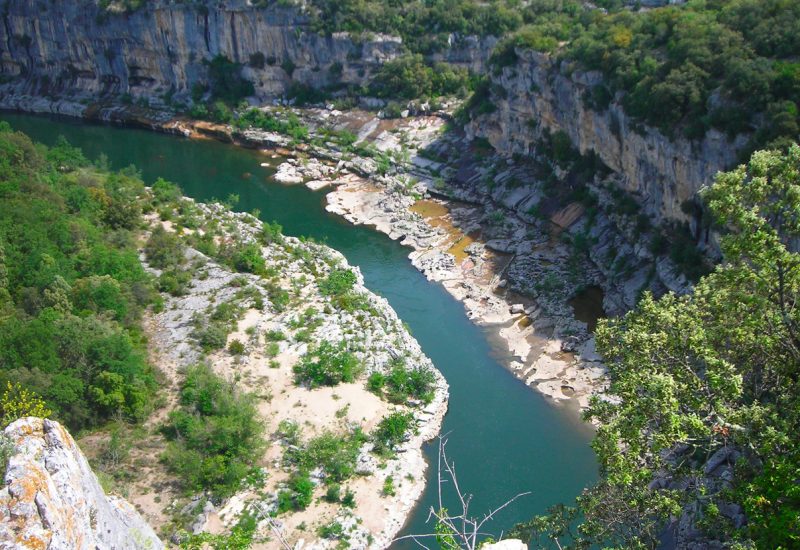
[{"left": 392, "top": 435, "right": 531, "bottom": 550}]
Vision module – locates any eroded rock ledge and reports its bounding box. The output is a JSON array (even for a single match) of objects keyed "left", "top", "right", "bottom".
[{"left": 0, "top": 417, "right": 163, "bottom": 550}]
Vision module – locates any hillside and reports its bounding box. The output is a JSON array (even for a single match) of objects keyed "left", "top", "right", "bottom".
[
  {"left": 0, "top": 0, "right": 799, "bottom": 548},
  {"left": 0, "top": 123, "right": 447, "bottom": 548}
]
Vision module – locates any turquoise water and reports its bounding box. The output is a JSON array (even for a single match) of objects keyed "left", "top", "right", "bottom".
[{"left": 2, "top": 112, "right": 597, "bottom": 546}]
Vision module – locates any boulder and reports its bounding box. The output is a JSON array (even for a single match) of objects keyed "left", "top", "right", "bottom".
[{"left": 0, "top": 417, "right": 163, "bottom": 550}]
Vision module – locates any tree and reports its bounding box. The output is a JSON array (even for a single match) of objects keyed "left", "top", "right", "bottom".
[
  {"left": 521, "top": 144, "right": 800, "bottom": 548},
  {"left": 205, "top": 55, "right": 255, "bottom": 104}
]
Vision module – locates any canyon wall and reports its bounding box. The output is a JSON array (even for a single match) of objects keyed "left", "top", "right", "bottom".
[
  {"left": 0, "top": 417, "right": 163, "bottom": 549},
  {"left": 0, "top": 0, "right": 493, "bottom": 102},
  {"left": 468, "top": 49, "right": 749, "bottom": 233}
]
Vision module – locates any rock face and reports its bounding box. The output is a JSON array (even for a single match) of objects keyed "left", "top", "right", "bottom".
[
  {"left": 468, "top": 49, "right": 749, "bottom": 233},
  {"left": 0, "top": 417, "right": 163, "bottom": 550},
  {"left": 0, "top": 0, "right": 492, "bottom": 102}
]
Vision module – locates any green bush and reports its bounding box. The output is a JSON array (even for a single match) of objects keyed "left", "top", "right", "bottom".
[
  {"left": 372, "top": 411, "right": 415, "bottom": 456},
  {"left": 156, "top": 269, "right": 192, "bottom": 296},
  {"left": 260, "top": 220, "right": 284, "bottom": 245},
  {"left": 151, "top": 177, "right": 182, "bottom": 204},
  {"left": 293, "top": 341, "right": 362, "bottom": 388},
  {"left": 234, "top": 109, "right": 309, "bottom": 142},
  {"left": 228, "top": 339, "right": 245, "bottom": 355},
  {"left": 0, "top": 126, "right": 157, "bottom": 431},
  {"left": 369, "top": 359, "right": 437, "bottom": 405},
  {"left": 318, "top": 267, "right": 357, "bottom": 296},
  {"left": 317, "top": 521, "right": 344, "bottom": 539},
  {"left": 145, "top": 226, "right": 185, "bottom": 270},
  {"left": 277, "top": 471, "right": 314, "bottom": 513},
  {"left": 341, "top": 488, "right": 356, "bottom": 508},
  {"left": 285, "top": 430, "right": 365, "bottom": 484},
  {"left": 324, "top": 483, "right": 341, "bottom": 503},
  {"left": 231, "top": 243, "right": 266, "bottom": 274},
  {"left": 192, "top": 322, "right": 228, "bottom": 351},
  {"left": 205, "top": 55, "right": 254, "bottom": 104},
  {"left": 162, "top": 364, "right": 264, "bottom": 498}
]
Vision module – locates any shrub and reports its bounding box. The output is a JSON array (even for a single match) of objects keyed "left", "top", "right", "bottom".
[
  {"left": 382, "top": 475, "right": 396, "bottom": 497},
  {"left": 162, "top": 364, "right": 264, "bottom": 497},
  {"left": 324, "top": 483, "right": 341, "bottom": 503},
  {"left": 192, "top": 322, "right": 229, "bottom": 351},
  {"left": 370, "top": 359, "right": 437, "bottom": 405},
  {"left": 293, "top": 341, "right": 362, "bottom": 388},
  {"left": 318, "top": 268, "right": 357, "bottom": 296},
  {"left": 260, "top": 220, "right": 284, "bottom": 245},
  {"left": 266, "top": 342, "right": 280, "bottom": 358},
  {"left": 151, "top": 177, "right": 182, "bottom": 204},
  {"left": 0, "top": 383, "right": 51, "bottom": 427},
  {"left": 228, "top": 339, "right": 245, "bottom": 355},
  {"left": 317, "top": 521, "right": 344, "bottom": 539},
  {"left": 205, "top": 55, "right": 254, "bottom": 104},
  {"left": 223, "top": 242, "right": 266, "bottom": 275},
  {"left": 145, "top": 226, "right": 185, "bottom": 270},
  {"left": 277, "top": 471, "right": 314, "bottom": 513},
  {"left": 156, "top": 269, "right": 192, "bottom": 296},
  {"left": 287, "top": 430, "right": 365, "bottom": 484},
  {"left": 341, "top": 488, "right": 356, "bottom": 508},
  {"left": 372, "top": 412, "right": 415, "bottom": 456}
]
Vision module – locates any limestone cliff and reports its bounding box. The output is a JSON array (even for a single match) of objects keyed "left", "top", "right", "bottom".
[
  {"left": 468, "top": 48, "right": 749, "bottom": 235},
  {"left": 0, "top": 417, "right": 163, "bottom": 550},
  {"left": 0, "top": 0, "right": 492, "bottom": 103}
]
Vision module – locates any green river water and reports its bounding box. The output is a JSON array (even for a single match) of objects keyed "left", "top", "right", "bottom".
[{"left": 2, "top": 112, "right": 597, "bottom": 547}]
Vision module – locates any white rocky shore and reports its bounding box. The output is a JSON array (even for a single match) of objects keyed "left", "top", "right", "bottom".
[
  {"left": 265, "top": 109, "right": 608, "bottom": 412},
  {"left": 137, "top": 198, "right": 448, "bottom": 549}
]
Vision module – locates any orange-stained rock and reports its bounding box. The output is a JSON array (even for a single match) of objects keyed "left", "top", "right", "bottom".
[{"left": 0, "top": 418, "right": 163, "bottom": 550}]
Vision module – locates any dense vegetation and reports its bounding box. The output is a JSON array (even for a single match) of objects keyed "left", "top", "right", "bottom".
[
  {"left": 368, "top": 55, "right": 473, "bottom": 100},
  {"left": 302, "top": 0, "right": 522, "bottom": 54},
  {"left": 163, "top": 363, "right": 264, "bottom": 498},
  {"left": 491, "top": 0, "right": 800, "bottom": 151},
  {"left": 513, "top": 145, "right": 800, "bottom": 548},
  {"left": 98, "top": 0, "right": 799, "bottom": 150},
  {"left": 0, "top": 124, "right": 158, "bottom": 432}
]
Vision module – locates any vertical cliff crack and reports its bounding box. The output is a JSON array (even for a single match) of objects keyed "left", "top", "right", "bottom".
[
  {"left": 230, "top": 12, "right": 239, "bottom": 62},
  {"left": 203, "top": 13, "right": 210, "bottom": 53}
]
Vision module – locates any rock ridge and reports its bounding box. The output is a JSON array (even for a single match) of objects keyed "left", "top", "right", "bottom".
[
  {"left": 0, "top": 417, "right": 163, "bottom": 550},
  {"left": 468, "top": 48, "right": 748, "bottom": 237}
]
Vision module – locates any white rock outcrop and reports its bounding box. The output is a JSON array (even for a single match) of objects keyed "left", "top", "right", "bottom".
[
  {"left": 0, "top": 417, "right": 163, "bottom": 550},
  {"left": 482, "top": 540, "right": 529, "bottom": 550}
]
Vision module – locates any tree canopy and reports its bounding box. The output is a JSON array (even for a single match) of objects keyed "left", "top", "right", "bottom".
[
  {"left": 517, "top": 144, "right": 800, "bottom": 548},
  {"left": 0, "top": 124, "right": 158, "bottom": 432}
]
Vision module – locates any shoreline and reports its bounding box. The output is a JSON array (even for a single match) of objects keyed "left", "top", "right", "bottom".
[
  {"left": 136, "top": 199, "right": 449, "bottom": 548},
  {"left": 0, "top": 98, "right": 607, "bottom": 415}
]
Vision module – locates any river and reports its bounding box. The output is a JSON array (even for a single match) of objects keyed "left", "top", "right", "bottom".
[{"left": 1, "top": 112, "right": 597, "bottom": 547}]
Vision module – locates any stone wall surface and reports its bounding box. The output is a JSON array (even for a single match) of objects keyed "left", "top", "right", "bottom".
[
  {"left": 468, "top": 49, "right": 749, "bottom": 233},
  {"left": 0, "top": 0, "right": 493, "bottom": 101},
  {"left": 0, "top": 417, "right": 163, "bottom": 550}
]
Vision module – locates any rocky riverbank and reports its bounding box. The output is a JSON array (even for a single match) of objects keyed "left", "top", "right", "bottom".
[
  {"left": 105, "top": 195, "right": 447, "bottom": 548},
  {"left": 262, "top": 109, "right": 610, "bottom": 412},
  {"left": 0, "top": 93, "right": 611, "bottom": 412}
]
